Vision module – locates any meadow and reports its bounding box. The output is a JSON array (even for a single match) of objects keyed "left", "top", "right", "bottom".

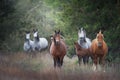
[{"left": 0, "top": 51, "right": 119, "bottom": 80}]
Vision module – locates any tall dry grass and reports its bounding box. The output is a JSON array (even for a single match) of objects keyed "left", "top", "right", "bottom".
[{"left": 0, "top": 51, "right": 120, "bottom": 80}]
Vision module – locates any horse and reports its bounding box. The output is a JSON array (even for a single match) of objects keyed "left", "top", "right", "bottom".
[
  {"left": 74, "top": 42, "right": 91, "bottom": 65},
  {"left": 50, "top": 30, "right": 67, "bottom": 68},
  {"left": 23, "top": 31, "right": 34, "bottom": 52},
  {"left": 90, "top": 30, "right": 108, "bottom": 71},
  {"left": 33, "top": 29, "right": 48, "bottom": 51},
  {"left": 78, "top": 28, "right": 91, "bottom": 64}
]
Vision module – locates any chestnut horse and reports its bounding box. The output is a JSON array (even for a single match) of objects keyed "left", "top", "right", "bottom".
[
  {"left": 74, "top": 42, "right": 91, "bottom": 65},
  {"left": 50, "top": 30, "right": 67, "bottom": 68},
  {"left": 90, "top": 30, "right": 108, "bottom": 71}
]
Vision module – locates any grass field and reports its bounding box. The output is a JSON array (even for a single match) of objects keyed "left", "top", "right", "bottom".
[{"left": 0, "top": 51, "right": 120, "bottom": 80}]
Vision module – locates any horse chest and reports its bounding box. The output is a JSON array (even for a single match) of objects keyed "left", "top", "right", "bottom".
[
  {"left": 76, "top": 49, "right": 89, "bottom": 56},
  {"left": 55, "top": 45, "right": 65, "bottom": 52},
  {"left": 95, "top": 47, "right": 104, "bottom": 55},
  {"left": 50, "top": 42, "right": 66, "bottom": 56}
]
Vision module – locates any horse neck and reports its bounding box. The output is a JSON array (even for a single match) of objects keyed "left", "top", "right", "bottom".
[
  {"left": 76, "top": 45, "right": 82, "bottom": 50},
  {"left": 79, "top": 41, "right": 87, "bottom": 48},
  {"left": 34, "top": 37, "right": 40, "bottom": 42},
  {"left": 79, "top": 38, "right": 91, "bottom": 49},
  {"left": 25, "top": 39, "right": 31, "bottom": 45}
]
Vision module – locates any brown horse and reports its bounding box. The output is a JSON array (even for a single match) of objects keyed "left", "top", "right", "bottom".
[
  {"left": 90, "top": 30, "right": 108, "bottom": 71},
  {"left": 50, "top": 30, "right": 67, "bottom": 68},
  {"left": 74, "top": 42, "right": 91, "bottom": 65}
]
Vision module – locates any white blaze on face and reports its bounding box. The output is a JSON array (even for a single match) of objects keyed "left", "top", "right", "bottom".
[
  {"left": 56, "top": 39, "right": 59, "bottom": 42},
  {"left": 26, "top": 33, "right": 30, "bottom": 39},
  {"left": 33, "top": 32, "right": 38, "bottom": 37},
  {"left": 78, "top": 30, "right": 85, "bottom": 38}
]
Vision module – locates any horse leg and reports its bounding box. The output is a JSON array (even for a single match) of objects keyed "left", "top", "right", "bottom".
[
  {"left": 83, "top": 56, "right": 86, "bottom": 65},
  {"left": 93, "top": 55, "right": 98, "bottom": 71},
  {"left": 78, "top": 56, "right": 82, "bottom": 66},
  {"left": 83, "top": 56, "right": 89, "bottom": 65},
  {"left": 99, "top": 55, "right": 103, "bottom": 65},
  {"left": 100, "top": 55, "right": 106, "bottom": 72},
  {"left": 56, "top": 57, "right": 61, "bottom": 67},
  {"left": 60, "top": 57, "right": 64, "bottom": 66},
  {"left": 86, "top": 56, "right": 89, "bottom": 64},
  {"left": 53, "top": 57, "right": 56, "bottom": 68}
]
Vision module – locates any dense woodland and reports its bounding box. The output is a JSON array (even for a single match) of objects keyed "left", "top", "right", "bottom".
[{"left": 0, "top": 0, "right": 120, "bottom": 62}]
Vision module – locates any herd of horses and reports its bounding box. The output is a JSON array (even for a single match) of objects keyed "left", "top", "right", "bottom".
[
  {"left": 24, "top": 28, "right": 108, "bottom": 71},
  {"left": 23, "top": 29, "right": 48, "bottom": 52}
]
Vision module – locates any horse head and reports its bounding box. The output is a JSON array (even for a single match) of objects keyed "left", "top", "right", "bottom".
[
  {"left": 53, "top": 30, "right": 61, "bottom": 45},
  {"left": 33, "top": 29, "right": 39, "bottom": 41},
  {"left": 96, "top": 30, "right": 104, "bottom": 47},
  {"left": 78, "top": 28, "right": 86, "bottom": 44},
  {"left": 25, "top": 31, "right": 30, "bottom": 41}
]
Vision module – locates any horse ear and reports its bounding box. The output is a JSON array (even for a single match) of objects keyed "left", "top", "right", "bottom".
[
  {"left": 55, "top": 30, "right": 57, "bottom": 33},
  {"left": 50, "top": 34, "right": 53, "bottom": 37},
  {"left": 26, "top": 31, "right": 30, "bottom": 33},
  {"left": 60, "top": 31, "right": 64, "bottom": 36},
  {"left": 33, "top": 29, "right": 38, "bottom": 33},
  {"left": 58, "top": 30, "right": 60, "bottom": 33},
  {"left": 74, "top": 42, "right": 77, "bottom": 44},
  {"left": 34, "top": 29, "right": 38, "bottom": 32},
  {"left": 33, "top": 29, "right": 35, "bottom": 33},
  {"left": 36, "top": 29, "right": 38, "bottom": 31}
]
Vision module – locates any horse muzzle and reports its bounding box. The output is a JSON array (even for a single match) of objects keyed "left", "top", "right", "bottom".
[
  {"left": 98, "top": 42, "right": 102, "bottom": 47},
  {"left": 56, "top": 40, "right": 60, "bottom": 45},
  {"left": 80, "top": 37, "right": 86, "bottom": 43}
]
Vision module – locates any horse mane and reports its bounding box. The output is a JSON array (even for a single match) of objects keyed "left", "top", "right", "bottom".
[
  {"left": 53, "top": 35, "right": 57, "bottom": 45},
  {"left": 36, "top": 35, "right": 39, "bottom": 41}
]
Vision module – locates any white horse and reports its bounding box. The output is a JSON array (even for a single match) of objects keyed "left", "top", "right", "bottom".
[
  {"left": 33, "top": 30, "right": 48, "bottom": 51},
  {"left": 78, "top": 28, "right": 91, "bottom": 48},
  {"left": 78, "top": 27, "right": 92, "bottom": 63},
  {"left": 23, "top": 31, "right": 34, "bottom": 52}
]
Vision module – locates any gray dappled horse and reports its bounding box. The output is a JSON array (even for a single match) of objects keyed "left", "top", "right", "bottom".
[
  {"left": 33, "top": 30, "right": 48, "bottom": 51},
  {"left": 78, "top": 28, "right": 91, "bottom": 64},
  {"left": 23, "top": 31, "right": 34, "bottom": 52}
]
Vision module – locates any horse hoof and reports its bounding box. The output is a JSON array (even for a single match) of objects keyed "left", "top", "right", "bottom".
[
  {"left": 92, "top": 64, "right": 96, "bottom": 71},
  {"left": 103, "top": 69, "right": 106, "bottom": 72}
]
